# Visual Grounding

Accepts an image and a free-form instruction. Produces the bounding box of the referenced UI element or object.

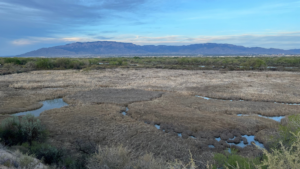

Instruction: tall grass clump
[86,145,168,169]
[257,132,300,169]
[0,114,47,146]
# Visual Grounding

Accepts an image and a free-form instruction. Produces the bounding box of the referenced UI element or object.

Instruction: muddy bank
[0,81,80,115]
[66,88,164,105]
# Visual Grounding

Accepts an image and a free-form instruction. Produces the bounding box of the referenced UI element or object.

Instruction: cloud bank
[0,0,299,55]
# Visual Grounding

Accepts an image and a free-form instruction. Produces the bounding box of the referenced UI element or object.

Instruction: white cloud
[11,39,36,45]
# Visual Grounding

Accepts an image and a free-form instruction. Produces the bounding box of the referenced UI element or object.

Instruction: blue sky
[1,0,300,55]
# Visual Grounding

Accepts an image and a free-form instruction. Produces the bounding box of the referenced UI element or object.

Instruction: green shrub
[257,132,300,169]
[24,61,37,69]
[212,149,261,169]
[24,142,63,165]
[266,114,300,151]
[0,114,47,146]
[4,58,22,65]
[240,59,267,70]
[54,58,71,68]
[89,59,100,65]
[70,60,85,69]
[36,58,53,69]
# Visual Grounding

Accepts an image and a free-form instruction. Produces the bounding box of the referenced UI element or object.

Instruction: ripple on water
[13,98,68,117]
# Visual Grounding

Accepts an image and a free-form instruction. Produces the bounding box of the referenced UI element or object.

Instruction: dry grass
[128,93,279,140]
[2,69,300,168]
[1,69,300,103]
[66,88,164,105]
[38,104,213,168]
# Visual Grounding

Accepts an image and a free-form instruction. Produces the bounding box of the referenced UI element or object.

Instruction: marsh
[1,68,300,167]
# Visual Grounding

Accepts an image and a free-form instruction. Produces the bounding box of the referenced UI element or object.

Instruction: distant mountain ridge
[18,41,300,57]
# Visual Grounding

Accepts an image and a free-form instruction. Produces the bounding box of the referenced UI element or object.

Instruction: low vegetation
[1,56,300,75]
[1,113,300,169]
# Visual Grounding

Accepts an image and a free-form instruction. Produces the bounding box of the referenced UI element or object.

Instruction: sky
[0,0,300,56]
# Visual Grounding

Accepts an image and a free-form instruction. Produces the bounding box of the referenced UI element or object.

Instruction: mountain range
[18,41,300,57]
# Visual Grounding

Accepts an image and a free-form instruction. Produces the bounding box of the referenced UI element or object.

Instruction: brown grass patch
[66,88,164,105]
[39,104,213,168]
[2,69,300,103]
[128,93,281,135]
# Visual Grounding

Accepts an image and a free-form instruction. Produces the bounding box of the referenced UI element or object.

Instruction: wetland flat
[1,69,300,166]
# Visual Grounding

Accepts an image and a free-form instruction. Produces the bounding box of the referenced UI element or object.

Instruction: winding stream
[13,98,68,117]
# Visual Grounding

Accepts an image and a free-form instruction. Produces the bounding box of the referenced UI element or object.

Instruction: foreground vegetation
[1,114,300,169]
[1,56,300,75]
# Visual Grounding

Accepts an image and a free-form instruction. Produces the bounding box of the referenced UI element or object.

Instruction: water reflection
[13,98,68,117]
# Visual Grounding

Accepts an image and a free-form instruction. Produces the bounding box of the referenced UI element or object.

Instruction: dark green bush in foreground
[22,142,63,165]
[0,114,47,146]
[0,115,86,168]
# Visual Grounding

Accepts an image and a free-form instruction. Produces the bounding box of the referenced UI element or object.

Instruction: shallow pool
[121,107,129,116]
[13,98,68,117]
[237,114,285,122]
[196,95,300,106]
[215,135,264,148]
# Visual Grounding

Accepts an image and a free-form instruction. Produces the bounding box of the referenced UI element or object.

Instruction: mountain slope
[18,41,300,57]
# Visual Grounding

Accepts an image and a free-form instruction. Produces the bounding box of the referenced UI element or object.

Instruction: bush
[268,114,300,150]
[70,60,85,69]
[36,58,53,69]
[24,61,37,69]
[257,132,300,169]
[0,114,47,146]
[24,142,63,165]
[212,149,261,169]
[54,58,71,68]
[4,58,22,65]
[0,147,43,169]
[241,59,267,70]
